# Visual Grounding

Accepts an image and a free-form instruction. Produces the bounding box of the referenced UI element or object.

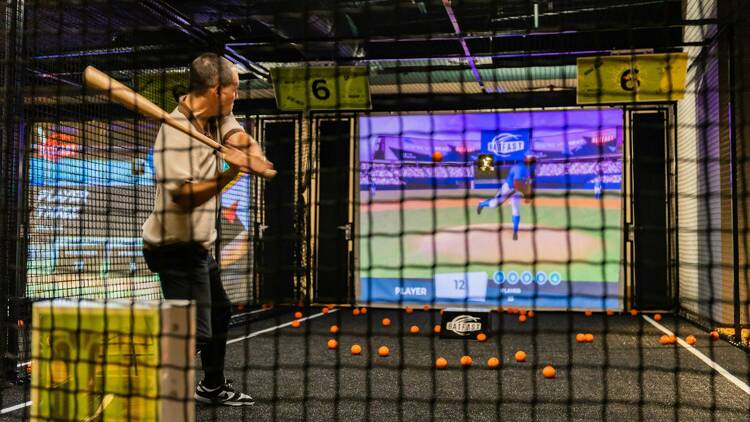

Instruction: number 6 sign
[271,66,371,111]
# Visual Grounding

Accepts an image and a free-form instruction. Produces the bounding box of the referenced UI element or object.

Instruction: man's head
[189,53,239,117]
[523,154,537,165]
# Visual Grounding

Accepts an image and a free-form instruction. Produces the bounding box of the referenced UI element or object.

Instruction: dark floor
[2,309,749,421]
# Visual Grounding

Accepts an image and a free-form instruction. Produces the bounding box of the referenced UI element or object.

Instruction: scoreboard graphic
[358,109,624,310]
[26,120,257,303]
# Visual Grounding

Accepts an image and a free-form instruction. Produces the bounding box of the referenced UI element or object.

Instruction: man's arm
[225,131,265,159]
[170,166,240,210]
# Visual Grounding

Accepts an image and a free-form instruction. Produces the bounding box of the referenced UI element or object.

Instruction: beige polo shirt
[142,97,243,251]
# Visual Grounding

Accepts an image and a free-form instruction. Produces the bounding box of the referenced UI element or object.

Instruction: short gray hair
[189,53,235,94]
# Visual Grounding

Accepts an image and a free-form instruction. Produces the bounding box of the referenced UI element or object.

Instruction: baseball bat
[83,65,276,179]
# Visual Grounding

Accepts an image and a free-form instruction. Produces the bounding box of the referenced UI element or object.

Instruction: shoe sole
[195,394,255,406]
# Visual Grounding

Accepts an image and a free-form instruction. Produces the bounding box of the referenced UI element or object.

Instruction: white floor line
[643,315,750,395]
[232,307,274,318]
[1,308,337,415]
[227,308,337,345]
[16,309,302,368]
[0,401,31,414]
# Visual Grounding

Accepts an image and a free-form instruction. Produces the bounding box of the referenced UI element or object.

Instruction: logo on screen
[445,315,482,336]
[590,129,617,145]
[487,133,525,157]
[36,127,81,161]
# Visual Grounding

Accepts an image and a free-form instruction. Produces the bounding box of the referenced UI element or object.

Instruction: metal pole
[1,0,25,382]
[727,25,742,343]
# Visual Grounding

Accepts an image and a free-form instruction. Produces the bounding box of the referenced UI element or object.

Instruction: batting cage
[1,0,749,421]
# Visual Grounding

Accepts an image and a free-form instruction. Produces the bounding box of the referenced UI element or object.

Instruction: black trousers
[143,242,231,387]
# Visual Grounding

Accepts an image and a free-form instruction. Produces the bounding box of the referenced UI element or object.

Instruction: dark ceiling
[18,0,690,110]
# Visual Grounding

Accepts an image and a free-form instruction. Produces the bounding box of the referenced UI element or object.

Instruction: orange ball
[378,346,390,357]
[710,330,720,340]
[665,335,677,345]
[476,333,487,342]
[659,335,671,345]
[322,307,330,314]
[584,310,592,317]
[405,306,413,314]
[294,311,303,319]
[606,309,614,316]
[528,311,535,318]
[435,357,448,369]
[360,307,368,315]
[409,325,420,334]
[584,333,594,343]
[519,315,527,323]
[329,325,339,334]
[327,339,338,349]
[291,320,301,328]
[519,309,527,316]
[382,317,391,327]
[630,309,638,316]
[351,344,362,355]
[515,351,527,362]
[432,151,443,162]
[575,333,586,343]
[422,304,430,311]
[487,357,501,368]
[460,355,473,367]
[542,365,556,378]
[654,313,662,321]
[686,335,697,345]
[433,324,442,334]
[352,308,360,316]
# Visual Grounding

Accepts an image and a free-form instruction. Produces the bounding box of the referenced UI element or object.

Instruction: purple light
[32,48,135,60]
[361,50,610,63]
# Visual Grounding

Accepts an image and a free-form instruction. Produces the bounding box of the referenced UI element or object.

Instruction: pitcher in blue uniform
[476,154,537,241]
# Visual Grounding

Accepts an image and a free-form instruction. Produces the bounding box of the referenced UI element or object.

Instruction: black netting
[1,1,749,421]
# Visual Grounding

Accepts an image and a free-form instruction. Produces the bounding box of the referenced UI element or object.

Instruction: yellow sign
[271,66,371,111]
[31,300,195,422]
[577,53,687,104]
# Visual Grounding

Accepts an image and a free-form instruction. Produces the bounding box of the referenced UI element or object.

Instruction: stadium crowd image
[0,0,749,421]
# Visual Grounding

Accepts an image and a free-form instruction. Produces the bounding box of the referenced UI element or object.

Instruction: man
[142,53,273,406]
[476,154,536,241]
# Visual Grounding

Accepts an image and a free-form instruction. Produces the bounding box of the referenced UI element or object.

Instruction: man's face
[212,67,239,117]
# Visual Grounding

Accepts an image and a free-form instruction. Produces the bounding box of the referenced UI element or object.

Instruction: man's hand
[223,131,275,178]
[226,131,264,156]
[221,145,276,178]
